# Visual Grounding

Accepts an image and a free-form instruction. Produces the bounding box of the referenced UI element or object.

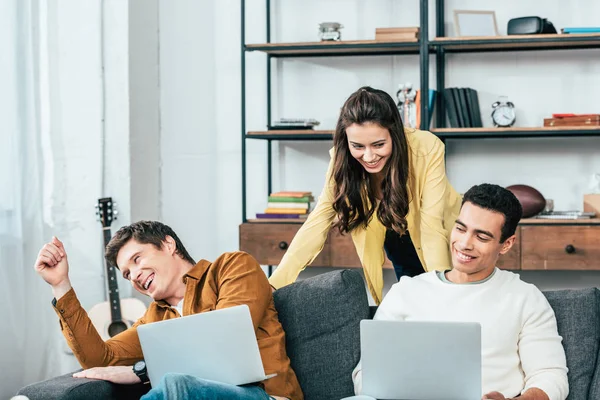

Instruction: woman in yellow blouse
[269,86,462,304]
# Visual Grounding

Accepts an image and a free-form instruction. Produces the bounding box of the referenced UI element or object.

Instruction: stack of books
[375,27,419,42]
[255,191,314,222]
[269,118,320,130]
[443,87,483,128]
[415,89,437,128]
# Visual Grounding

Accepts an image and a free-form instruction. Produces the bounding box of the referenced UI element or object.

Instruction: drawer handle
[565,245,576,254]
[278,241,288,250]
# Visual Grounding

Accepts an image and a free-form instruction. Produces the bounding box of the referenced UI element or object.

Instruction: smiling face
[116,236,186,304]
[449,201,516,282]
[346,122,393,175]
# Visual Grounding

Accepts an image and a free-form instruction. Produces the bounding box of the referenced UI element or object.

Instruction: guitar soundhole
[108,321,128,337]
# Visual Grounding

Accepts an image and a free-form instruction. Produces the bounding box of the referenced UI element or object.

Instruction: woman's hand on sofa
[73,366,141,385]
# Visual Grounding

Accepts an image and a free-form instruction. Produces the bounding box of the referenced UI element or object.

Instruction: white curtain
[0,0,63,397]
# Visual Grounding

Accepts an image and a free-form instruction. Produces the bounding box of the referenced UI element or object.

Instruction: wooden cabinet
[496,228,521,271]
[521,224,600,270]
[240,220,600,271]
[239,223,330,266]
[240,223,392,268]
[328,229,393,269]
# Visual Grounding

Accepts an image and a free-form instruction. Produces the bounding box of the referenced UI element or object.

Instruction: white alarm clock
[491,96,516,127]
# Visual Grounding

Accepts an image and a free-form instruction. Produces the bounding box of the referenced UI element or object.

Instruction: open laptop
[360,320,481,400]
[137,304,275,386]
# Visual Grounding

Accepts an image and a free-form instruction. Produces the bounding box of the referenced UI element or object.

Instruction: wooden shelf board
[432,34,600,52]
[246,219,305,224]
[245,40,419,56]
[520,218,600,225]
[247,130,333,135]
[432,126,600,138]
[243,218,600,226]
[246,130,334,140]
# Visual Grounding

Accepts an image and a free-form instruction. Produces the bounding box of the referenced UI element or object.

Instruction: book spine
[267,202,310,209]
[256,213,303,219]
[270,192,312,198]
[268,196,312,203]
[264,208,308,214]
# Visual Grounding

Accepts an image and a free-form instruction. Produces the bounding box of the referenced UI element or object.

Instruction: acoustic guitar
[89,197,147,340]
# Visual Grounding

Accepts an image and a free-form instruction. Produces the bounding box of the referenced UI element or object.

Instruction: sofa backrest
[544,288,600,400]
[586,289,600,399]
[273,269,370,400]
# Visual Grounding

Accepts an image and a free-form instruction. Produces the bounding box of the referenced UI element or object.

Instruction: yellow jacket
[269,128,462,304]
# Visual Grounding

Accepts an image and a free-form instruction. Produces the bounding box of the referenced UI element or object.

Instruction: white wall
[158,0,217,261]
[129,0,161,223]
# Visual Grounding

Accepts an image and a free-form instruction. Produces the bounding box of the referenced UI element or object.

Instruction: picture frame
[453,10,499,37]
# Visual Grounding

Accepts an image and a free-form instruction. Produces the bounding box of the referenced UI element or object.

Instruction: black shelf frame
[241,0,431,224]
[434,128,600,140]
[241,0,600,224]
[245,42,422,57]
[431,35,600,53]
[245,133,334,141]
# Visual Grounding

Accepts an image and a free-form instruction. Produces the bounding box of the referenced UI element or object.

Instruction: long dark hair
[331,86,411,235]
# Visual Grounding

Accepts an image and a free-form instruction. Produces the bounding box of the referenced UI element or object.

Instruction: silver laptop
[137,304,274,386]
[360,320,481,400]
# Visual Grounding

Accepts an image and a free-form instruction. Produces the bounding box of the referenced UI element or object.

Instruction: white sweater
[353,269,569,400]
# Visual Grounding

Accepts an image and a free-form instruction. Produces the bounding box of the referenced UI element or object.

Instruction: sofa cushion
[17,371,150,400]
[585,289,600,400]
[273,269,370,400]
[544,288,600,400]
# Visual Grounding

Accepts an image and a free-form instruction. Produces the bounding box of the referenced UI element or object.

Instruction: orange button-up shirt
[54,251,303,400]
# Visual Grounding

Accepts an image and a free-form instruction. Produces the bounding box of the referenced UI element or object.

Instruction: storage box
[544,115,600,127]
[584,194,600,216]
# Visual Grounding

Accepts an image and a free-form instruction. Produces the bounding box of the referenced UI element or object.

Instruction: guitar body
[89,298,148,341]
[92,197,147,341]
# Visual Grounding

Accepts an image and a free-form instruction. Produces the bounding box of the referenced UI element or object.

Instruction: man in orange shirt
[35,221,302,400]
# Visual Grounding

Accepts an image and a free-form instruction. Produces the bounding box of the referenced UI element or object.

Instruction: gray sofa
[18,269,600,399]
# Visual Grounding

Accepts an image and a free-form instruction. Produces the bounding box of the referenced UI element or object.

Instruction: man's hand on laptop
[73,366,141,385]
[483,392,511,400]
[483,388,549,400]
[34,236,72,300]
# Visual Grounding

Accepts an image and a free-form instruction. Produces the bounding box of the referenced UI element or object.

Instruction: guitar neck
[103,227,123,322]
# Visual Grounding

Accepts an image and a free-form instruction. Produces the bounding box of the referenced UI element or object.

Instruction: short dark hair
[105,221,195,268]
[462,183,523,243]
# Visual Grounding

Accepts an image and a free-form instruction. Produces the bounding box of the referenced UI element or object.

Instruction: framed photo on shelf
[453,10,499,37]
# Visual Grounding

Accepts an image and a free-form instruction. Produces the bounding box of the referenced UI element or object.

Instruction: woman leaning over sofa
[269,86,462,304]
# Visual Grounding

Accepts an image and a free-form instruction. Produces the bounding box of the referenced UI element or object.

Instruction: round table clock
[491,96,516,127]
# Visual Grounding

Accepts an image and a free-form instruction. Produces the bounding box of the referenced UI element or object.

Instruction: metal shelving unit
[241,0,431,223]
[241,0,600,223]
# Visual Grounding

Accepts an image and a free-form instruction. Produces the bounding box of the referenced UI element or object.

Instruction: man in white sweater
[352,183,568,400]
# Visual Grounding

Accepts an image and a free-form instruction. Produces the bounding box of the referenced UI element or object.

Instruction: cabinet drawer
[239,223,330,266]
[521,225,600,270]
[328,229,393,269]
[496,227,521,270]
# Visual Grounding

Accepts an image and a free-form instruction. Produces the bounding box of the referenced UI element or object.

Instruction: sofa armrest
[17,371,150,400]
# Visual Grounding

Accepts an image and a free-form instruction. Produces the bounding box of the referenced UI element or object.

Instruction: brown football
[506,184,546,218]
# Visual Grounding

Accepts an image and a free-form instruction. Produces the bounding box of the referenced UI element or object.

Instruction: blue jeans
[141,373,272,400]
